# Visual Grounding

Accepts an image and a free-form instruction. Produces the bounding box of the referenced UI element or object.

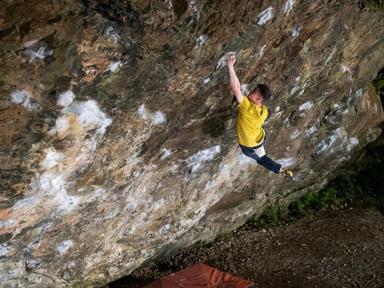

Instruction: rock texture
[0,0,383,286]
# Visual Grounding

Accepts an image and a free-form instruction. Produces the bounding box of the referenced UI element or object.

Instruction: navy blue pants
[239,131,281,174]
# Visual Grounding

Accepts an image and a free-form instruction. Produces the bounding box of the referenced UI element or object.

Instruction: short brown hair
[251,84,271,101]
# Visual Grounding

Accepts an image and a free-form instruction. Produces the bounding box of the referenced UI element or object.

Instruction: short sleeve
[237,96,250,111]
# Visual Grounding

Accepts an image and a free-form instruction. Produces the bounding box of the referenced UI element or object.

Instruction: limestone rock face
[0,0,383,286]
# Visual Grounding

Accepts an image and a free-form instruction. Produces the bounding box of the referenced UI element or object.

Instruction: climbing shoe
[283,169,294,178]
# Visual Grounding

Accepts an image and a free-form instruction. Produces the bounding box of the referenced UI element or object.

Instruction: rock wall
[0,0,383,286]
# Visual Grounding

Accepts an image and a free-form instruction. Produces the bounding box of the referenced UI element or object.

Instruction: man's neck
[249,97,262,107]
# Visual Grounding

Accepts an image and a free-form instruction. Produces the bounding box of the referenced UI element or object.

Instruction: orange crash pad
[144,263,254,288]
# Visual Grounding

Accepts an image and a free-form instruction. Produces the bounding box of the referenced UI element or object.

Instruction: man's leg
[257,154,281,174]
[240,145,282,174]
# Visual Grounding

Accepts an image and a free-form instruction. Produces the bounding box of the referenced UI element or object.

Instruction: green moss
[288,176,363,218]
[373,68,384,103]
[162,43,175,60]
[299,39,312,57]
[249,174,371,228]
[251,205,280,227]
[334,71,343,81]
[361,0,384,10]
[202,116,227,138]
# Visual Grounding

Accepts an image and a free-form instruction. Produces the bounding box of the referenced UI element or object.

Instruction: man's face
[249,89,263,105]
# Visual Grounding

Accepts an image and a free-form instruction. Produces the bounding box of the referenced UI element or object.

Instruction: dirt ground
[109,203,384,288]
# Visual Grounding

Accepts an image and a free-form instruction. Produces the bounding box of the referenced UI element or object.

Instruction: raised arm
[227,54,243,103]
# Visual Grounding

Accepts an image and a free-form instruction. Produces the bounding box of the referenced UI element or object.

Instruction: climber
[227,53,293,177]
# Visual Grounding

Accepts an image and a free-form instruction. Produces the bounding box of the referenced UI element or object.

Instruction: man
[227,53,293,177]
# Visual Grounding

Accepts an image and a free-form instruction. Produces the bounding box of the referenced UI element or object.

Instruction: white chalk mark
[57,240,72,255]
[137,104,148,120]
[152,111,167,126]
[256,7,274,25]
[203,78,210,84]
[62,100,112,135]
[196,34,209,47]
[104,25,120,43]
[10,90,40,111]
[25,45,53,63]
[277,157,294,168]
[291,26,301,38]
[290,129,301,140]
[240,84,250,95]
[40,148,62,170]
[305,126,318,138]
[299,101,313,112]
[283,0,295,15]
[39,172,80,212]
[160,148,172,160]
[107,61,122,73]
[186,145,221,175]
[57,90,75,107]
[216,52,235,70]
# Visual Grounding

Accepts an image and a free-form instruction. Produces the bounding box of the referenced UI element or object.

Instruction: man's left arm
[227,54,243,104]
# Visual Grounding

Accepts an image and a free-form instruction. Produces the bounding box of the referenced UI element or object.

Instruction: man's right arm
[227,54,243,104]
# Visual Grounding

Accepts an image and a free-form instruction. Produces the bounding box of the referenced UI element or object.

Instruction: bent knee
[242,151,260,162]
[241,148,255,157]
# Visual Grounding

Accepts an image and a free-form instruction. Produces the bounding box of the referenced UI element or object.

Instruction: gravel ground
[109,203,384,288]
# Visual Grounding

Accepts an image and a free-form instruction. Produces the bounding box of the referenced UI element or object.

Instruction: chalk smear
[256,7,274,25]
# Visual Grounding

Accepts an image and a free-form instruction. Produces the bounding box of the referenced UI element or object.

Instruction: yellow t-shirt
[236,96,268,147]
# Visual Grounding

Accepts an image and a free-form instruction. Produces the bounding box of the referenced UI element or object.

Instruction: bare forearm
[227,64,242,102]
[228,64,240,90]
[226,53,243,103]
